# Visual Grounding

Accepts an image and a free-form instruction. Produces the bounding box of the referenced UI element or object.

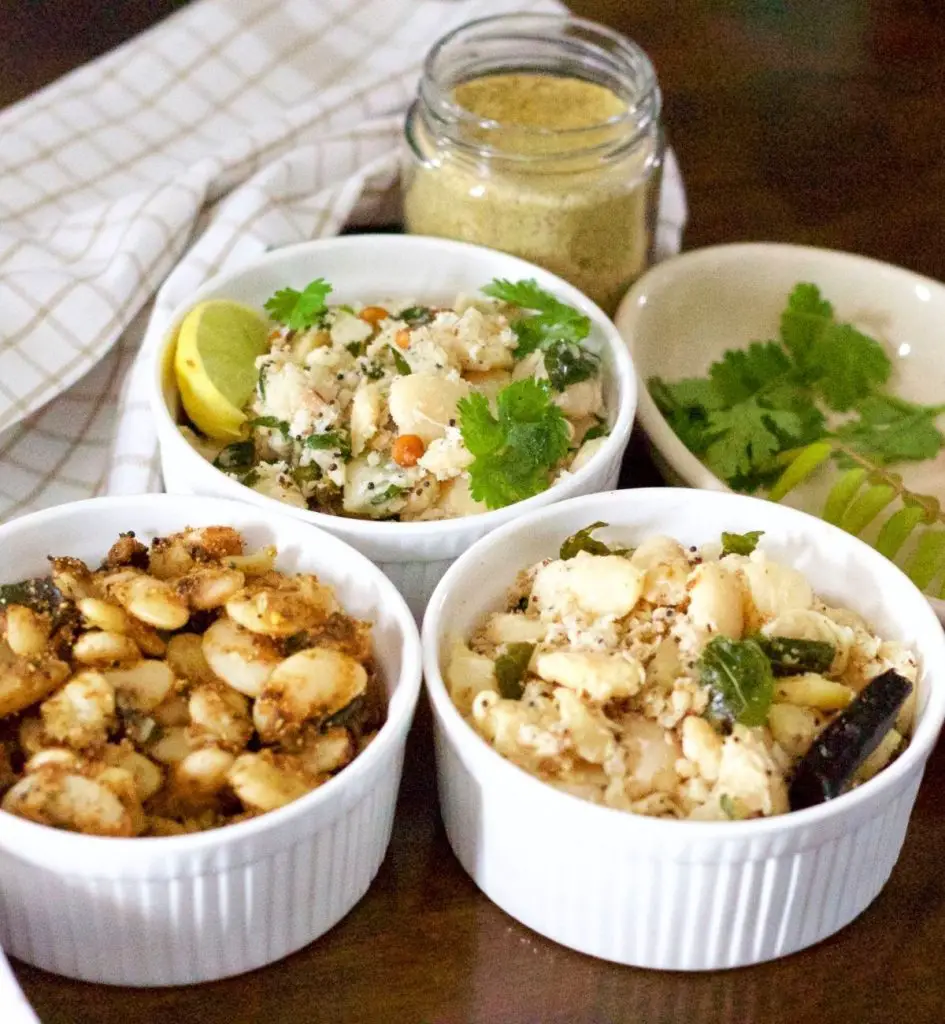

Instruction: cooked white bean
[349,382,385,456]
[253,648,367,742]
[387,373,470,444]
[446,641,498,716]
[104,572,190,630]
[72,630,140,666]
[189,683,253,751]
[104,745,163,802]
[173,746,235,798]
[296,727,354,776]
[166,632,219,687]
[486,613,547,646]
[201,617,281,697]
[535,650,644,702]
[680,716,722,783]
[77,598,132,635]
[40,671,116,749]
[4,605,51,657]
[147,725,196,765]
[687,562,744,639]
[228,751,319,812]
[225,576,337,637]
[774,673,854,710]
[221,546,277,577]
[2,767,134,837]
[0,648,70,717]
[740,554,813,627]
[177,567,245,611]
[102,659,175,712]
[532,551,643,619]
[630,536,690,605]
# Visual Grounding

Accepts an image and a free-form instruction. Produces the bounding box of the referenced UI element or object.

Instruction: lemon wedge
[173,300,270,441]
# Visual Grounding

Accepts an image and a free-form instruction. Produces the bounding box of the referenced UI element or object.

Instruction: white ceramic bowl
[0,495,422,987]
[614,241,945,619]
[149,235,637,620]
[422,488,945,970]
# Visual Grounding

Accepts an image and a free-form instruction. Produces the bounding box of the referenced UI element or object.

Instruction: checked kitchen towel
[0,0,687,521]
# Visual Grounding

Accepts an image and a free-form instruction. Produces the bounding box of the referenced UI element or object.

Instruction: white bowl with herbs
[615,242,945,620]
[150,235,636,617]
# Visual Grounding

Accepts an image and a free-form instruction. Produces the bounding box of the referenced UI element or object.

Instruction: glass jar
[403,13,664,315]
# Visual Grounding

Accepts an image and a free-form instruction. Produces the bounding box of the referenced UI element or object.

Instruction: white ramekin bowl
[149,235,637,620]
[422,488,945,970]
[0,494,422,987]
[614,241,945,622]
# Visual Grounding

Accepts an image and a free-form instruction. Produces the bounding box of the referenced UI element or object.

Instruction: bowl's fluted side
[0,744,405,986]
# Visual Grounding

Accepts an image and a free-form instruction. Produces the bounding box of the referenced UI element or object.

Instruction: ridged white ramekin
[0,495,422,987]
[422,489,945,970]
[149,235,637,620]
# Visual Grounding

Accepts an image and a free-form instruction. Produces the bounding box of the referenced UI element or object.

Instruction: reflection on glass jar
[403,13,664,315]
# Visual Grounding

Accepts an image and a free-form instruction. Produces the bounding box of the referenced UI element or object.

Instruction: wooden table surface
[5,1,945,1021]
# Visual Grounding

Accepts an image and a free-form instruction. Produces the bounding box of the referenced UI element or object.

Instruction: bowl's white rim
[148,234,638,547]
[0,493,423,854]
[614,241,945,617]
[421,487,945,841]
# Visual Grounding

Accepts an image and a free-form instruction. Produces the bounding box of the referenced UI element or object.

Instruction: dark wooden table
[4,2,945,1021]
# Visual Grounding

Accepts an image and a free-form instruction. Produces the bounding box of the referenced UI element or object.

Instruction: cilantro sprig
[482,278,592,366]
[458,379,570,510]
[650,283,945,492]
[265,278,332,330]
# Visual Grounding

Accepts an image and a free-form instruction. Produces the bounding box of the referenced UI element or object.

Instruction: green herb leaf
[458,379,570,510]
[483,278,591,358]
[389,346,412,375]
[719,793,737,819]
[756,636,836,676]
[703,400,806,485]
[494,643,534,700]
[345,340,367,358]
[779,282,835,379]
[363,362,385,381]
[543,340,600,392]
[304,431,351,458]
[768,441,833,502]
[875,504,926,559]
[699,636,775,727]
[398,306,434,326]
[904,528,945,590]
[582,419,609,443]
[709,342,793,405]
[292,463,322,488]
[370,484,405,506]
[559,522,624,560]
[241,469,260,488]
[720,530,764,557]
[835,395,945,465]
[0,578,63,614]
[823,468,867,525]
[264,278,333,330]
[213,440,255,473]
[247,416,290,437]
[838,483,897,535]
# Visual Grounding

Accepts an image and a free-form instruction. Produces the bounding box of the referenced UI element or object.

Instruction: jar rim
[420,12,660,144]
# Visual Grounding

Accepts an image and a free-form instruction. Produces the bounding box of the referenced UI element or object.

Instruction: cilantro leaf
[703,400,804,484]
[709,342,792,405]
[544,340,600,392]
[370,484,405,506]
[264,278,333,330]
[779,283,891,410]
[780,282,834,379]
[482,278,590,358]
[811,323,891,411]
[834,395,945,464]
[458,379,570,510]
[304,430,351,458]
[247,416,289,437]
[213,441,255,473]
[398,306,434,326]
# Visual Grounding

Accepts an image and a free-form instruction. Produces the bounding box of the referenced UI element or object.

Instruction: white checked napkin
[0,0,688,522]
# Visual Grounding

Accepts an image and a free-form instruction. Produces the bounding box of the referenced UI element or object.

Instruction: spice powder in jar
[403,14,664,315]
